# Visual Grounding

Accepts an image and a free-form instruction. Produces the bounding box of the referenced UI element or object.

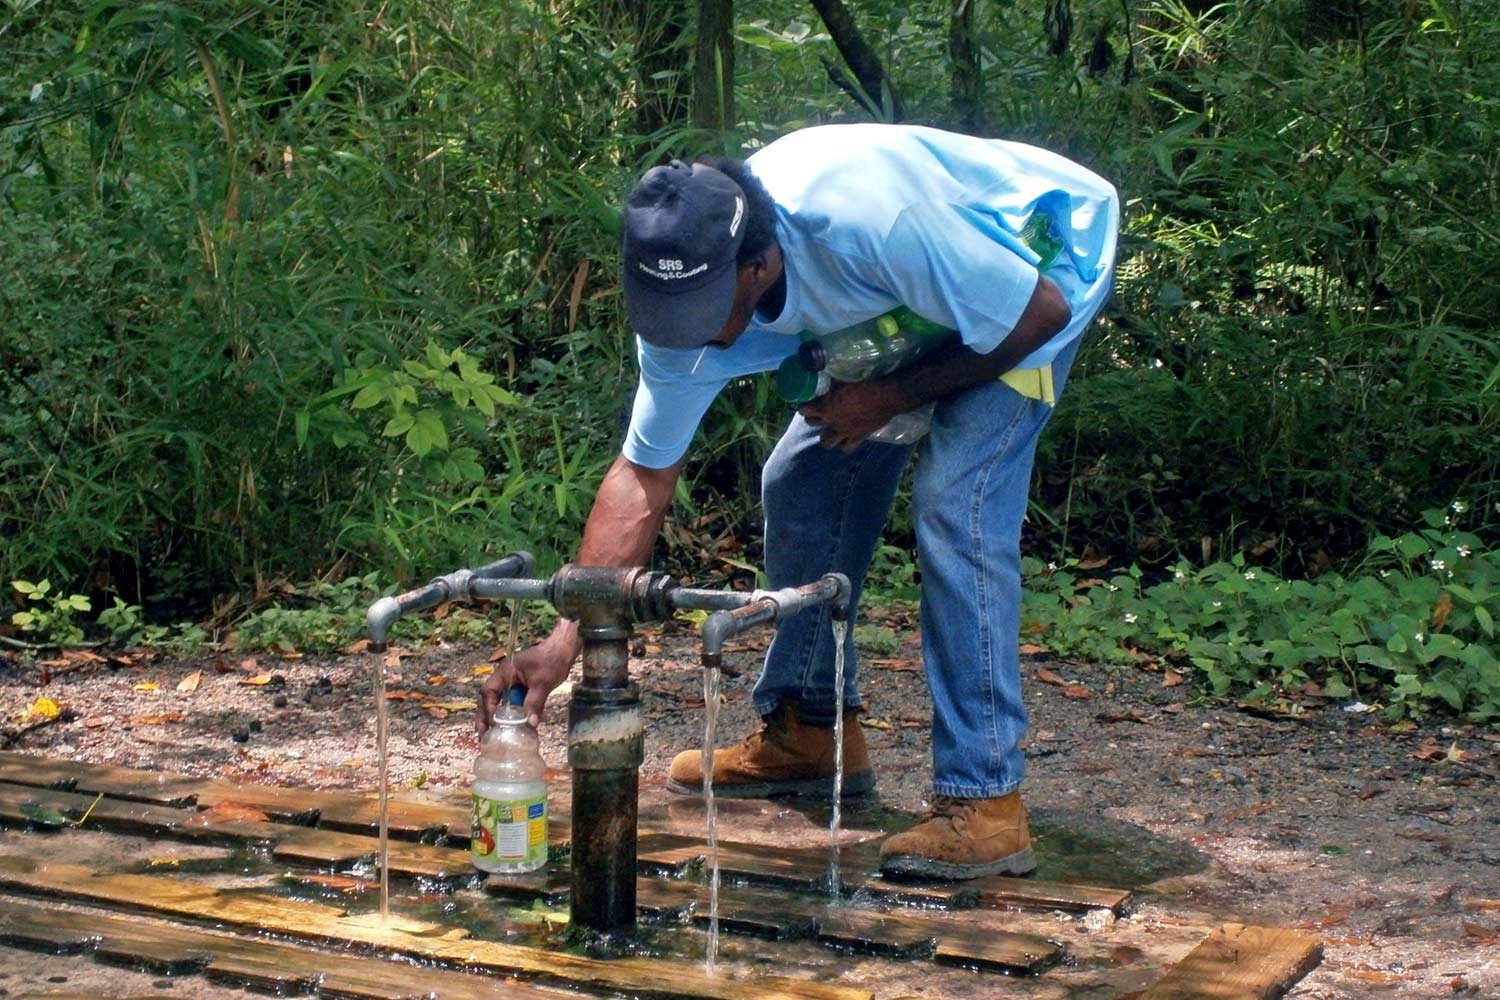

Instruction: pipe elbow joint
[701,609,739,658]
[365,596,403,649]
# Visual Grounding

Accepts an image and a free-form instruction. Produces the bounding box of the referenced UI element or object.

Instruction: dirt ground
[1,609,1498,999]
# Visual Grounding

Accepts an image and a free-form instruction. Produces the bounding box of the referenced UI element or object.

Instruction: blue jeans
[754,336,1083,798]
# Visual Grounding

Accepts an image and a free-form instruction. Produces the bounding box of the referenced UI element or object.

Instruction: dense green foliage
[3,2,1497,712]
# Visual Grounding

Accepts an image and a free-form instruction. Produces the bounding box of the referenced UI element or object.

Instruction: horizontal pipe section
[700,573,852,656]
[365,550,534,649]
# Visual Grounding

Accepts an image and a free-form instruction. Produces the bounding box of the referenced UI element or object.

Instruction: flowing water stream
[828,618,847,899]
[702,665,723,976]
[375,654,391,923]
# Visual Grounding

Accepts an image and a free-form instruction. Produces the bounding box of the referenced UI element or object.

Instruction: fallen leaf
[1341,969,1414,983]
[860,717,893,730]
[431,602,451,621]
[383,690,427,701]
[384,649,415,670]
[343,638,372,655]
[238,657,259,672]
[1354,784,1384,800]
[427,675,446,685]
[1224,802,1279,821]
[1018,643,1050,655]
[133,682,159,692]
[1162,669,1184,688]
[295,874,373,894]
[127,713,186,725]
[1162,702,1186,714]
[1076,556,1109,570]
[240,674,275,686]
[869,657,921,672]
[23,697,61,721]
[424,701,477,711]
[1296,912,1347,930]
[1062,684,1093,699]
[83,715,114,728]
[472,665,494,676]
[1096,709,1149,724]
[176,670,202,693]
[1461,922,1497,944]
[1035,667,1068,687]
[1463,898,1500,912]
[189,801,270,825]
[425,708,450,720]
[1431,593,1454,631]
[488,647,510,662]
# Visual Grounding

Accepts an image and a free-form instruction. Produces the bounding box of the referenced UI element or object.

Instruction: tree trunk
[949,0,981,131]
[630,0,691,138]
[691,0,735,132]
[807,0,904,120]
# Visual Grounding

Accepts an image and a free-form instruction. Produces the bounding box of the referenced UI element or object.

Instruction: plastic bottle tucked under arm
[776,307,954,445]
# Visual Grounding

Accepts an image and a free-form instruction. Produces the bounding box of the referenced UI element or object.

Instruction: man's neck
[754,271,788,323]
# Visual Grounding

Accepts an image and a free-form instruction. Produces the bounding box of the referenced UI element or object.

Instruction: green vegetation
[2,2,1496,718]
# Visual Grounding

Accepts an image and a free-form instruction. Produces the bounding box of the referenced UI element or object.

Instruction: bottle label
[472,794,547,864]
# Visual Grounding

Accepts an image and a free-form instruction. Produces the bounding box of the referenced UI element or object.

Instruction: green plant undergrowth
[1022,506,1499,722]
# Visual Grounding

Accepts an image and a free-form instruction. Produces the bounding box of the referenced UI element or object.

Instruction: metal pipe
[365,550,534,650]
[699,573,852,656]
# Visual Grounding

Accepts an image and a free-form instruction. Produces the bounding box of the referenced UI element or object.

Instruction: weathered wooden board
[0,752,1131,914]
[1138,923,1323,1000]
[0,855,871,1000]
[0,897,573,999]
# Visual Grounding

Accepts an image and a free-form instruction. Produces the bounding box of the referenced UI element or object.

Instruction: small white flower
[1244,571,1258,581]
[1451,500,1468,514]
[1212,600,1223,608]
[1457,545,1471,558]
[1174,570,1185,581]
[1414,632,1425,643]
[1047,562,1058,571]
[1430,559,1446,572]
[1107,584,1120,592]
[1380,569,1391,578]
[1122,613,1138,624]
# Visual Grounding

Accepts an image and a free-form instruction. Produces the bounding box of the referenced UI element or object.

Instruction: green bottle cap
[776,356,822,402]
[875,314,899,337]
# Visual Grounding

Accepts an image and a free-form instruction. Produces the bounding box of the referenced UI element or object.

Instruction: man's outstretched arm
[477,453,684,729]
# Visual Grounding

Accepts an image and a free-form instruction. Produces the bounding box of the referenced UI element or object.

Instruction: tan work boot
[667,702,875,798]
[878,792,1036,879]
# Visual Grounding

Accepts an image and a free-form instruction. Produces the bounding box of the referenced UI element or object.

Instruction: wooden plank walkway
[1138,923,1323,1000]
[0,855,868,1000]
[0,750,1130,914]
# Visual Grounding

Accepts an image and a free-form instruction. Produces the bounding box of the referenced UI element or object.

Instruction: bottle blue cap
[506,684,526,707]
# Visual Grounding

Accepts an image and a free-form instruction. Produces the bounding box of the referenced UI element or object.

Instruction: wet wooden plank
[816,910,937,957]
[273,827,476,881]
[0,781,277,849]
[933,921,1063,974]
[637,880,820,940]
[971,874,1132,915]
[485,867,573,906]
[0,898,572,1000]
[1139,923,1322,1000]
[0,752,205,807]
[0,855,871,1000]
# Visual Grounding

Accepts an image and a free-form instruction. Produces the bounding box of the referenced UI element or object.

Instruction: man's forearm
[544,454,683,654]
[885,274,1071,410]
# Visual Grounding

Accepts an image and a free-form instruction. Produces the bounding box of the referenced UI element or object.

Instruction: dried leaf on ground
[190,801,271,825]
[1431,593,1454,631]
[383,649,416,670]
[1410,740,1477,764]
[1224,801,1278,821]
[22,697,61,722]
[860,717,893,730]
[1461,922,1497,944]
[1018,644,1050,655]
[472,665,494,676]
[127,713,186,725]
[1095,708,1149,724]
[1162,702,1186,714]
[1463,898,1500,912]
[424,701,476,711]
[240,674,275,686]
[343,639,372,655]
[869,658,920,672]
[176,670,201,693]
[1062,684,1094,699]
[1035,667,1068,687]
[1163,669,1185,688]
[133,682,159,692]
[488,647,510,662]
[384,690,427,701]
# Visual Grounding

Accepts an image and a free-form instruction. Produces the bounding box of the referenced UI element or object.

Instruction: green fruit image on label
[471,793,547,863]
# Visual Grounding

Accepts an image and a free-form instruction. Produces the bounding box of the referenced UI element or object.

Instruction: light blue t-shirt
[623,124,1120,469]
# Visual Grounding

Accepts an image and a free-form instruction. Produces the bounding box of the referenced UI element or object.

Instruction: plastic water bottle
[471,685,548,873]
[775,307,954,445]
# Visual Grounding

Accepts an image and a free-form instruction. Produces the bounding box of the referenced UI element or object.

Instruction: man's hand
[800,379,911,451]
[476,628,578,732]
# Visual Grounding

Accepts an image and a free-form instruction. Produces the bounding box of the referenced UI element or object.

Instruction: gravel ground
[2,610,1498,999]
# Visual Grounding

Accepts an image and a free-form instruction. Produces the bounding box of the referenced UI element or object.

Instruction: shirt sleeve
[878,201,1041,355]
[621,344,730,469]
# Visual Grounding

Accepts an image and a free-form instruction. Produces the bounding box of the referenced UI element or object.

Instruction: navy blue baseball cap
[622,160,747,350]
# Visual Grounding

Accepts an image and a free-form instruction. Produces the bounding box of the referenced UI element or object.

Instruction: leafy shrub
[1022,507,1499,721]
